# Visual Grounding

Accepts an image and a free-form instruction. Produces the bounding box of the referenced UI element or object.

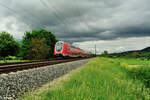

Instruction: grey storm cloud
[0,0,150,42]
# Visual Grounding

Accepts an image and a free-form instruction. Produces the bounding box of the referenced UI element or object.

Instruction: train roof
[56,41,64,44]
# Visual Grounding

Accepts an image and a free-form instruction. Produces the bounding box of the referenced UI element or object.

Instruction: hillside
[141,47,150,52]
[104,47,150,59]
[121,47,150,54]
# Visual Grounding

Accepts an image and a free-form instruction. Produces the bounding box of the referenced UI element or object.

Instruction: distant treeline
[0,29,57,60]
[100,50,150,60]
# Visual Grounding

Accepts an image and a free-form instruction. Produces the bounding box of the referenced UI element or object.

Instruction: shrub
[22,29,57,59]
[0,32,20,58]
[120,62,129,69]
[5,56,20,60]
[0,56,3,60]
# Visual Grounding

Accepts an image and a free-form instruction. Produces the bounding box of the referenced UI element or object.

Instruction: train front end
[54,41,67,57]
[54,41,64,56]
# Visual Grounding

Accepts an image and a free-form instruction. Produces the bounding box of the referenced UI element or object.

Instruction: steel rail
[0,58,86,74]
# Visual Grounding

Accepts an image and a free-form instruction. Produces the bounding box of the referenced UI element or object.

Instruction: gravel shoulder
[0,59,91,100]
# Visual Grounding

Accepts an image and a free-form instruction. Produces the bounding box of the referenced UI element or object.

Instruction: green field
[114,58,150,65]
[23,58,150,100]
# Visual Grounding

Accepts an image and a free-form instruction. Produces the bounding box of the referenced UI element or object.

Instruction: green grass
[126,64,150,88]
[114,58,150,65]
[113,58,150,88]
[128,67,150,88]
[23,58,150,100]
[0,60,30,63]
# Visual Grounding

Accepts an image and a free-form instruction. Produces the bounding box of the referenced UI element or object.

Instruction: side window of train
[66,47,70,52]
[70,48,72,54]
[68,47,70,52]
[65,47,67,52]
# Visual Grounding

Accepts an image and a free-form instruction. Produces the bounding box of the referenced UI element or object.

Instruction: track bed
[0,58,88,74]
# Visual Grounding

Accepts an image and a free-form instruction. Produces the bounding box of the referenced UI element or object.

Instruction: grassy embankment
[0,58,56,63]
[23,58,150,100]
[0,60,30,63]
[114,58,150,89]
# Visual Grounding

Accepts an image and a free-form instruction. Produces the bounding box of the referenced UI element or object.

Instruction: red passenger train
[54,41,91,57]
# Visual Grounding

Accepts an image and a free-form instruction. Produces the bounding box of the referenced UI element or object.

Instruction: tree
[103,50,108,57]
[100,50,109,57]
[104,50,108,55]
[21,29,57,59]
[27,38,50,60]
[131,52,138,58]
[0,32,20,58]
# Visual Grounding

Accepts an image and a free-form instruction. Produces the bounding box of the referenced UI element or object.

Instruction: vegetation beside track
[23,58,150,100]
[0,29,57,61]
[115,58,150,90]
[114,58,150,65]
[0,60,30,64]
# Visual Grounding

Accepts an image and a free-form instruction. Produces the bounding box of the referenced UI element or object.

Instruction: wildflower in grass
[120,62,129,69]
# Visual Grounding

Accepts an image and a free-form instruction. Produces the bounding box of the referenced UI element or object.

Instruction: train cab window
[56,42,64,52]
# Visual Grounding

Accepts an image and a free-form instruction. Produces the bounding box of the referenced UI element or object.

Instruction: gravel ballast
[0,59,91,100]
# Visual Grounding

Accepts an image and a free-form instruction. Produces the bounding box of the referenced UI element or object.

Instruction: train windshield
[56,41,64,52]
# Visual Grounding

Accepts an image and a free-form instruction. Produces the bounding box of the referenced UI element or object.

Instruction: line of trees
[100,50,150,60]
[0,29,57,60]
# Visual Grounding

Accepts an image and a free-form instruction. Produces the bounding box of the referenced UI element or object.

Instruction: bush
[5,56,20,60]
[120,62,129,69]
[128,67,150,88]
[21,29,57,59]
[0,56,3,60]
[27,38,50,60]
[0,32,20,58]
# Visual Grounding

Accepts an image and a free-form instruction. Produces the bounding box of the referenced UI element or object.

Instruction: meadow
[23,58,150,100]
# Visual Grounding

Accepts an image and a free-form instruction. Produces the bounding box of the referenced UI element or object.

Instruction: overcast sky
[0,0,150,53]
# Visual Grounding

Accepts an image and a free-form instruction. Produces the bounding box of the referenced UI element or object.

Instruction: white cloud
[0,16,30,39]
[73,36,150,54]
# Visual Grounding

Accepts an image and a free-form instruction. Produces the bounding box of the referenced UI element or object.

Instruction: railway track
[0,58,86,74]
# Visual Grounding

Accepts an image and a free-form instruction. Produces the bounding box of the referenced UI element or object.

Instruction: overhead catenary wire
[40,0,81,36]
[39,0,72,45]
[39,0,62,26]
[0,0,89,32]
[74,0,89,27]
[0,2,44,28]
[45,0,71,24]
[40,0,70,29]
[0,0,91,51]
